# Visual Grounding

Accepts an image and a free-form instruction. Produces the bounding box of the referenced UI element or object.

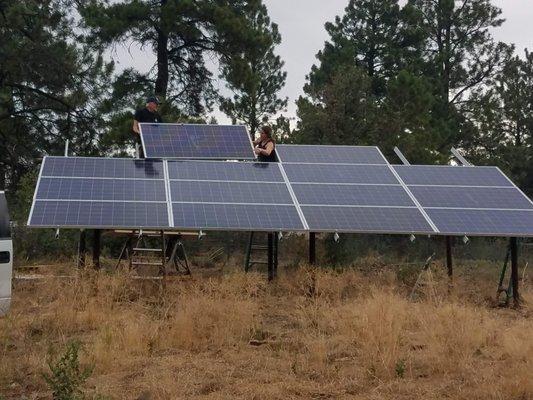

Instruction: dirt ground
[1,260,532,399]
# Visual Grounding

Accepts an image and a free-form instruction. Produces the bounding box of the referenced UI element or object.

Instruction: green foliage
[395,359,406,378]
[0,0,113,192]
[219,0,287,138]
[43,341,94,400]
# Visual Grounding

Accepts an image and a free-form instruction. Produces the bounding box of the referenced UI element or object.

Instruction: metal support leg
[309,232,316,265]
[244,232,254,272]
[445,236,453,279]
[510,237,519,306]
[92,229,101,270]
[273,234,278,279]
[77,230,86,268]
[267,233,274,281]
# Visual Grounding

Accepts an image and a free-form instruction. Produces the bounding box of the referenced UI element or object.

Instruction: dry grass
[1,261,532,399]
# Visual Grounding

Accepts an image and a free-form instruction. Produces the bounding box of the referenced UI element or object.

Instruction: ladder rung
[251,245,268,250]
[250,260,268,265]
[132,261,164,266]
[133,248,162,252]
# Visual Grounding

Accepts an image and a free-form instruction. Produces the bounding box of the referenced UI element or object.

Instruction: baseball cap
[146,96,161,105]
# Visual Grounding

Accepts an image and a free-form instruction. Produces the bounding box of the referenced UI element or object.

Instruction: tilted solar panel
[140,123,255,159]
[28,157,170,229]
[167,160,306,231]
[282,164,398,184]
[279,162,437,234]
[393,165,533,237]
[276,144,388,164]
[28,157,306,232]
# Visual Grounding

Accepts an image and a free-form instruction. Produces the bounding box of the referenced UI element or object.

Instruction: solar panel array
[28,157,306,232]
[167,161,305,231]
[140,123,255,160]
[28,144,533,237]
[29,157,170,229]
[393,165,533,236]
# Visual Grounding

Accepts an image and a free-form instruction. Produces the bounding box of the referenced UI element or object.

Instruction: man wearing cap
[132,96,162,157]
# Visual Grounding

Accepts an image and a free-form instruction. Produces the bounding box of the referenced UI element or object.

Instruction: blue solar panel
[172,203,305,231]
[301,206,435,233]
[30,201,170,228]
[277,145,388,164]
[140,123,255,159]
[41,157,164,179]
[37,178,166,202]
[283,164,398,184]
[410,186,533,209]
[292,184,415,207]
[170,181,293,205]
[393,165,512,187]
[167,160,283,182]
[426,209,533,237]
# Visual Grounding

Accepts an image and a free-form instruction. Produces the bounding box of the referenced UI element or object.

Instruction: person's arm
[254,142,274,156]
[132,119,140,135]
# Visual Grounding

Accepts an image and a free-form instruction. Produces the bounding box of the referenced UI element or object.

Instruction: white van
[0,191,12,316]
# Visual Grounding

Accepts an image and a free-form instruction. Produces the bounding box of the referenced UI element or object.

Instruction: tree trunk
[155,1,169,98]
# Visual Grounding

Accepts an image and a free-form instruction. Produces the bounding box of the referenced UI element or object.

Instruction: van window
[0,193,10,239]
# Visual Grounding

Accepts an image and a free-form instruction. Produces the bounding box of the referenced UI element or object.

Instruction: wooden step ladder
[115,231,191,276]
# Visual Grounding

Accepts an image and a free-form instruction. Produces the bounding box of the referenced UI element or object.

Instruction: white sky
[112,0,533,124]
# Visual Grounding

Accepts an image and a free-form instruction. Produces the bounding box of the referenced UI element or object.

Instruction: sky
[112,0,533,124]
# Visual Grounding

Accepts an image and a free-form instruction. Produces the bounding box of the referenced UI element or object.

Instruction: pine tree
[466,50,533,194]
[79,0,264,116]
[219,1,287,139]
[0,0,113,191]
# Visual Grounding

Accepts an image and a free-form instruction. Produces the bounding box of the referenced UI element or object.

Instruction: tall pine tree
[218,1,287,139]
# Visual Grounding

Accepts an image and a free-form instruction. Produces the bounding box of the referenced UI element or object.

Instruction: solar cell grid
[140,123,255,159]
[37,177,166,202]
[276,144,388,164]
[292,184,415,207]
[283,164,398,184]
[410,186,533,210]
[172,203,305,231]
[30,201,170,228]
[393,165,512,187]
[169,181,293,205]
[167,160,283,182]
[301,206,435,233]
[426,209,533,237]
[42,157,164,179]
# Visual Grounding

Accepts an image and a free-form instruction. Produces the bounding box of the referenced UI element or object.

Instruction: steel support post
[92,229,101,270]
[309,232,316,265]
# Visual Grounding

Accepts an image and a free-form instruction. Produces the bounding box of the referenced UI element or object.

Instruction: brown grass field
[1,259,532,399]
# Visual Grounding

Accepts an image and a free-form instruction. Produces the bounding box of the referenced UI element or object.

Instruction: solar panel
[169,181,293,205]
[28,157,170,229]
[167,160,282,182]
[279,162,436,234]
[37,178,166,202]
[301,206,435,233]
[41,157,164,179]
[395,165,533,237]
[140,123,255,159]
[168,160,306,231]
[276,144,388,164]
[29,157,306,232]
[409,186,533,210]
[426,209,533,236]
[393,165,512,187]
[172,203,304,231]
[291,184,414,207]
[283,164,398,184]
[30,201,170,228]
